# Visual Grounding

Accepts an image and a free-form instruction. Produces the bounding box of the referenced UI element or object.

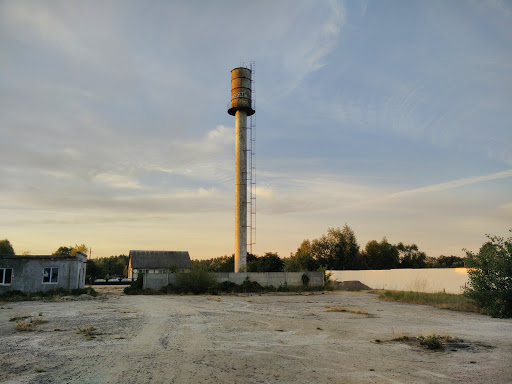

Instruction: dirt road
[1,288,511,383]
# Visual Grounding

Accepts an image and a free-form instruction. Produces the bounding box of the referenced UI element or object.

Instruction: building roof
[129,250,191,269]
[0,252,87,261]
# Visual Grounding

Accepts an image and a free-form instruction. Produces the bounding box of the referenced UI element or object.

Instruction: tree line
[194,225,464,272]
[1,225,465,279]
[282,225,464,272]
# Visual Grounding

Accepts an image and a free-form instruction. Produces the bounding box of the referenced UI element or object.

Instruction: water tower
[228,67,255,272]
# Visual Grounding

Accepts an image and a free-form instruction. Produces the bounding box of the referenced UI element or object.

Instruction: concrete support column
[235,110,247,272]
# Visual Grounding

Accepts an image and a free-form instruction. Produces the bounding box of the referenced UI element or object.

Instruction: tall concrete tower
[228,67,255,272]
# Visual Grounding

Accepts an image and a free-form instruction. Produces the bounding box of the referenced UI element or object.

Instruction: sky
[1,0,511,260]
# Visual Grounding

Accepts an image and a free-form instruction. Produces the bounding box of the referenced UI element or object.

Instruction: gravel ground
[0,287,511,384]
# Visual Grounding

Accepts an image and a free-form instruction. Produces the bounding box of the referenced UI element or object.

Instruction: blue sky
[1,0,511,260]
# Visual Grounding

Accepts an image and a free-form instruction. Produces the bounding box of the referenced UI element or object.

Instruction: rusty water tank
[228,67,255,116]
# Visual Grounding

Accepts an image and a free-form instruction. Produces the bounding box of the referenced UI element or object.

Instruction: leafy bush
[176,265,218,294]
[464,230,512,318]
[216,281,239,292]
[124,273,143,295]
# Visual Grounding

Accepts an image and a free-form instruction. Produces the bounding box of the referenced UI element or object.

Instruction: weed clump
[390,333,456,351]
[418,334,443,350]
[13,316,49,332]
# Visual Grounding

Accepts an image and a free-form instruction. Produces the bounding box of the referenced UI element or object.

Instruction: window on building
[43,267,59,283]
[0,268,13,285]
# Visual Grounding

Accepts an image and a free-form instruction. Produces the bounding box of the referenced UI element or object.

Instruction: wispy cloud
[388,169,512,199]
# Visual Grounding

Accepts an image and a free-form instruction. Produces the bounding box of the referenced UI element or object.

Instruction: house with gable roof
[128,250,192,280]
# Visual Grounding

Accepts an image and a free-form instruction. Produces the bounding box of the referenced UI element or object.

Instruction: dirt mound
[335,280,372,291]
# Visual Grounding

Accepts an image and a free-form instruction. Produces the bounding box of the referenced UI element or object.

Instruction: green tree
[427,255,465,268]
[0,239,15,255]
[53,246,73,256]
[201,255,234,272]
[85,259,98,283]
[284,239,319,272]
[52,244,88,257]
[464,230,512,318]
[361,238,399,270]
[397,243,427,268]
[71,244,88,256]
[248,252,284,272]
[311,225,360,270]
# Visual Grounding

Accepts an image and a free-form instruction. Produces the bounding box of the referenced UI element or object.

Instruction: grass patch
[0,287,98,302]
[14,316,49,332]
[376,290,482,313]
[326,306,377,317]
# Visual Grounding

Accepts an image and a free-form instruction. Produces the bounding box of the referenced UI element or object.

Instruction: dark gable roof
[129,250,191,269]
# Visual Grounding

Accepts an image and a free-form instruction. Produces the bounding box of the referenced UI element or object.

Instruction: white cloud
[207,125,234,144]
[94,173,143,190]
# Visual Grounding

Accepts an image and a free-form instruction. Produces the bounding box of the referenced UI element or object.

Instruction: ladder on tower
[248,61,256,254]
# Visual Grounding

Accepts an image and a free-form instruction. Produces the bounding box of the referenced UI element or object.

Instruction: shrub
[216,281,238,292]
[464,230,512,318]
[124,273,144,295]
[176,265,218,294]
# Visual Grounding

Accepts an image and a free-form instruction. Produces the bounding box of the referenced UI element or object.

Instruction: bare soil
[0,287,511,384]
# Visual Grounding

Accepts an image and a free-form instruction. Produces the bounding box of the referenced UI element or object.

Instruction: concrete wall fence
[144,272,324,291]
[328,268,469,294]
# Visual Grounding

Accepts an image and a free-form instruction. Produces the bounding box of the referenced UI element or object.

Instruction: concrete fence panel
[143,271,324,291]
[328,268,469,294]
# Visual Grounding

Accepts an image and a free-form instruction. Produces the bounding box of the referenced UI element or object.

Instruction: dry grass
[15,321,34,332]
[11,317,48,332]
[376,290,482,313]
[326,306,377,317]
[30,318,49,325]
[76,326,98,339]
